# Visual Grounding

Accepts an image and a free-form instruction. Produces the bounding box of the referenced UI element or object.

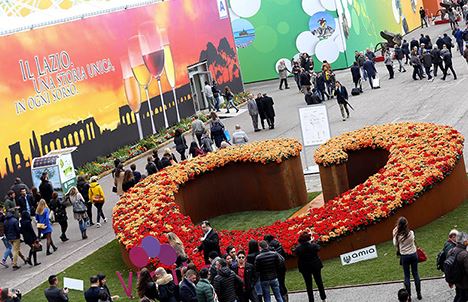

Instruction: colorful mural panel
[229,0,423,82]
[0,0,242,195]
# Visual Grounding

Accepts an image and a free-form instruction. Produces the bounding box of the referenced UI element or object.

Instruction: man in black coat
[304,87,321,105]
[335,81,351,121]
[265,235,288,302]
[362,57,377,89]
[4,210,25,270]
[179,270,198,302]
[214,259,243,302]
[410,38,420,51]
[442,33,453,54]
[394,45,406,72]
[422,50,433,80]
[17,188,34,216]
[10,178,29,202]
[294,231,327,302]
[431,46,444,77]
[39,172,54,204]
[442,49,458,80]
[350,62,362,91]
[261,94,275,129]
[254,241,285,302]
[193,220,221,265]
[234,250,259,302]
[255,93,267,130]
[45,275,69,302]
[299,69,312,93]
[401,39,410,64]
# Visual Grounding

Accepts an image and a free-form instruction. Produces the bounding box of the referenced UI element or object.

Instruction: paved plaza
[1,22,467,301]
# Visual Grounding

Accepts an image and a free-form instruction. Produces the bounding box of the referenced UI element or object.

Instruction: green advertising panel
[229,0,422,83]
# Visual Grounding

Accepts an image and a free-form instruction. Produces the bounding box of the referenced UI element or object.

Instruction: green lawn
[23,195,467,301]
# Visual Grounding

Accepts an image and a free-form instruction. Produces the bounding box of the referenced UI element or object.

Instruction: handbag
[417,247,427,263]
[36,223,46,229]
[32,240,43,252]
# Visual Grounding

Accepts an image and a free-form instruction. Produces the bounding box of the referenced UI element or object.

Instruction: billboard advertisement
[228,0,422,83]
[0,0,243,195]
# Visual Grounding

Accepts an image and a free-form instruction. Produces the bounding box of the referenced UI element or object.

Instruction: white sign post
[340,245,378,265]
[298,104,331,174]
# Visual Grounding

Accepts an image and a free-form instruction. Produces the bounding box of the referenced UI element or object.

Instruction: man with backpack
[437,229,458,272]
[444,232,468,302]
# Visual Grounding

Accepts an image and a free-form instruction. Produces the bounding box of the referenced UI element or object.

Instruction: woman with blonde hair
[68,187,89,239]
[155,267,178,302]
[35,199,57,255]
[167,232,188,282]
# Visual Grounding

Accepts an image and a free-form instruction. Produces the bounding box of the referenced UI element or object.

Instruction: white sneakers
[96,223,101,228]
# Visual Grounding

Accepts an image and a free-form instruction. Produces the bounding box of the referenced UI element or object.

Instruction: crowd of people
[0,173,108,271]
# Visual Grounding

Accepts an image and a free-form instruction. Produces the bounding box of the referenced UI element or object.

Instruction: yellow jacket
[88,182,105,203]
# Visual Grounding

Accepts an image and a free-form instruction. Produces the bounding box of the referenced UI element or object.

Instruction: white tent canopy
[0,0,161,36]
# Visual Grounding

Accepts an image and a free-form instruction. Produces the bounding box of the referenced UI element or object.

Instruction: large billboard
[229,0,422,83]
[0,0,242,195]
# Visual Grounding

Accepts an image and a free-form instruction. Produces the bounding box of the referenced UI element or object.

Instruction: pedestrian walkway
[1,22,466,296]
[289,278,456,302]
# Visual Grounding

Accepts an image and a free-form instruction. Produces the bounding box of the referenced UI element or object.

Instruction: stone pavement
[1,21,466,298]
[289,277,456,302]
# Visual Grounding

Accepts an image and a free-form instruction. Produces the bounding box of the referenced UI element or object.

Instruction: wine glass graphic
[139,22,169,129]
[128,35,156,134]
[160,28,180,123]
[121,57,143,140]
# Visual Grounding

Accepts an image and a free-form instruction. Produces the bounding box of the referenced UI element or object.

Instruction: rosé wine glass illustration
[139,22,169,129]
[128,35,156,135]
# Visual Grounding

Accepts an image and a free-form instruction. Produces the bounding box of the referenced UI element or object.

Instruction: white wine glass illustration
[121,57,143,140]
[160,28,180,123]
[139,22,169,129]
[128,35,156,134]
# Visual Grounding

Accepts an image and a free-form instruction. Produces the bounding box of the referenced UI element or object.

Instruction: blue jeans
[2,237,13,261]
[261,279,283,302]
[214,95,220,111]
[78,218,88,232]
[401,252,421,296]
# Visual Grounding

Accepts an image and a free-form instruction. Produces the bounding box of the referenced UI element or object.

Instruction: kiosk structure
[31,147,77,197]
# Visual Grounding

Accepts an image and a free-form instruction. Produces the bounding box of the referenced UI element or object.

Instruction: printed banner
[0,0,242,195]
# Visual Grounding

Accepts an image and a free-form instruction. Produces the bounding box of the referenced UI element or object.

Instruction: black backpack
[436,250,447,271]
[444,248,465,284]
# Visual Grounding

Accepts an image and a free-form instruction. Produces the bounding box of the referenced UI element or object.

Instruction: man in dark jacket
[394,45,406,72]
[0,209,13,268]
[442,48,457,80]
[335,81,351,121]
[262,94,276,130]
[315,72,328,102]
[39,173,54,204]
[145,156,158,175]
[254,241,284,302]
[304,87,321,105]
[443,33,453,54]
[180,270,198,302]
[214,259,243,302]
[449,232,468,301]
[44,275,69,302]
[84,275,109,302]
[419,7,428,27]
[362,57,377,89]
[436,36,445,50]
[193,221,221,265]
[431,46,444,77]
[299,69,312,93]
[410,38,420,51]
[10,178,30,202]
[255,94,267,130]
[295,231,326,302]
[401,40,410,64]
[264,235,288,302]
[421,50,433,80]
[17,188,34,216]
[437,229,458,272]
[350,62,362,91]
[4,210,25,270]
[234,250,258,302]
